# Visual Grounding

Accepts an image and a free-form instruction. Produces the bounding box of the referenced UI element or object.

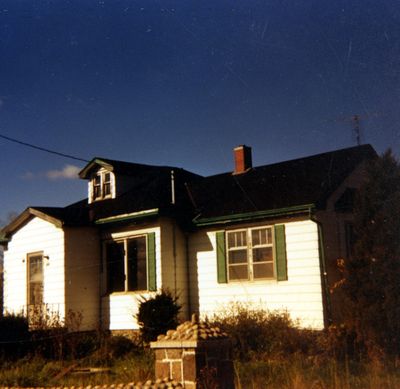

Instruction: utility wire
[0,132,89,162]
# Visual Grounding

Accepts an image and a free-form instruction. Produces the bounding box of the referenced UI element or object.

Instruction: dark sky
[1,0,400,223]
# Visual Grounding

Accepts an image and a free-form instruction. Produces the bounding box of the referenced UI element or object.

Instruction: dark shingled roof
[88,166,201,221]
[3,144,377,235]
[187,144,376,221]
[32,199,91,226]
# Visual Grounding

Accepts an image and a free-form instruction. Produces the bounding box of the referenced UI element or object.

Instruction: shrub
[0,313,30,358]
[317,324,364,362]
[207,303,318,360]
[339,150,400,358]
[106,335,136,358]
[136,290,181,343]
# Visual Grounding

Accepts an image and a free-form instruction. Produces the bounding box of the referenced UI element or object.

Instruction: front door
[27,252,44,324]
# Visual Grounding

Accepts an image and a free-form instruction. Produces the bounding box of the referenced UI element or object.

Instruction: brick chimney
[234,145,252,174]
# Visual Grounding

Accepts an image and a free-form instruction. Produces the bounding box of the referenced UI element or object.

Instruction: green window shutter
[274,224,288,281]
[147,232,157,291]
[216,231,227,283]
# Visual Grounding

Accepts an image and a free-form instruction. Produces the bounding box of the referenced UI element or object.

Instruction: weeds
[206,302,318,360]
[1,304,400,388]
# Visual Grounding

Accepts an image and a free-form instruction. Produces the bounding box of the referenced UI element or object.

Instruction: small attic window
[92,170,113,201]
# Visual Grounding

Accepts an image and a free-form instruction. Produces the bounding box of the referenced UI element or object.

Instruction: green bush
[136,290,181,343]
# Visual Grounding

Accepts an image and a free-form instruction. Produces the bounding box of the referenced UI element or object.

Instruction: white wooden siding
[3,217,65,319]
[64,227,100,331]
[101,226,161,330]
[102,292,156,330]
[160,218,189,321]
[189,220,325,329]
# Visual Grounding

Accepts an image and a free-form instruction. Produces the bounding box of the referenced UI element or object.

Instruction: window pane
[127,236,147,291]
[106,242,125,292]
[93,175,102,198]
[238,231,247,246]
[252,228,272,246]
[253,247,273,263]
[28,255,43,306]
[229,264,248,280]
[228,249,247,264]
[29,256,43,282]
[254,263,274,279]
[252,229,260,246]
[227,231,247,248]
[227,232,235,247]
[29,283,43,306]
[103,173,111,196]
[104,183,111,196]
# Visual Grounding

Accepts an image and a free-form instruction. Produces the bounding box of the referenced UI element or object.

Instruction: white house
[1,144,376,331]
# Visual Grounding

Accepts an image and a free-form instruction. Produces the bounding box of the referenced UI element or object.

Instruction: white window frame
[104,234,148,293]
[91,169,114,201]
[27,251,44,307]
[226,226,275,282]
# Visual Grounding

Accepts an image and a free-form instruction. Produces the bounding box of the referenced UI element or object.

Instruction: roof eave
[79,158,114,179]
[94,208,159,225]
[2,207,63,237]
[193,204,316,227]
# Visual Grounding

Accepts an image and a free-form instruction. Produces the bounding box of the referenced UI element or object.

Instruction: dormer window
[103,172,111,196]
[92,170,114,201]
[93,175,101,199]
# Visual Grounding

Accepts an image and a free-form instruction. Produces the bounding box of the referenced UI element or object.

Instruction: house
[1,144,376,331]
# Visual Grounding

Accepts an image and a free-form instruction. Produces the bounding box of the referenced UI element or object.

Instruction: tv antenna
[326,112,384,146]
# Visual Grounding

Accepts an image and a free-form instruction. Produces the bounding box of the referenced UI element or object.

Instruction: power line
[0,132,89,162]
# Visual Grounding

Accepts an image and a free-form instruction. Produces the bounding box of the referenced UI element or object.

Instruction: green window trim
[216,224,288,283]
[216,231,227,283]
[147,232,157,291]
[274,224,288,281]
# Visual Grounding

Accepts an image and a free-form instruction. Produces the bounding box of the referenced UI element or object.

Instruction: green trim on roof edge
[95,208,159,225]
[193,204,315,227]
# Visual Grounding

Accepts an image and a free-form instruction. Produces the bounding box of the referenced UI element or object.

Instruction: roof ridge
[204,144,375,179]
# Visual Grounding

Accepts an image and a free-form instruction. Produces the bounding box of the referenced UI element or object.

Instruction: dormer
[79,158,116,204]
[90,168,115,203]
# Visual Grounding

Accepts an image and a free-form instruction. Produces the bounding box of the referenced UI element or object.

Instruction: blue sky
[1,0,400,224]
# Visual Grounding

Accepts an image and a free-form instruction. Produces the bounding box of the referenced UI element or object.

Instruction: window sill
[107,290,150,296]
[224,278,280,285]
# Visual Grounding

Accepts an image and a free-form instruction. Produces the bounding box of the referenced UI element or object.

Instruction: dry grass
[234,357,400,389]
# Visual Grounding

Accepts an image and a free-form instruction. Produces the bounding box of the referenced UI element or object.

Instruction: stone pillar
[150,314,234,389]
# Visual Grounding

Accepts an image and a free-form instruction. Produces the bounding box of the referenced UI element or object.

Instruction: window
[227,227,274,281]
[216,224,287,283]
[103,172,111,196]
[27,252,44,306]
[92,170,113,200]
[105,233,156,293]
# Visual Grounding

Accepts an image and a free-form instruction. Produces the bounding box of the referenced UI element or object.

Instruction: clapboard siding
[103,292,157,330]
[160,219,189,321]
[189,220,325,329]
[64,227,100,330]
[3,217,65,318]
